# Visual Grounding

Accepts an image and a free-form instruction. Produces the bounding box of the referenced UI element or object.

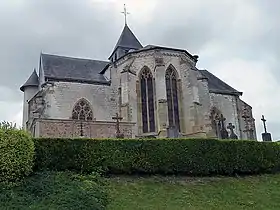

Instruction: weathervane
[121,4,130,25]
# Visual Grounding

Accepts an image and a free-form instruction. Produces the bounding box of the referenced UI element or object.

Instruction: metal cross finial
[121,4,130,25]
[261,115,268,133]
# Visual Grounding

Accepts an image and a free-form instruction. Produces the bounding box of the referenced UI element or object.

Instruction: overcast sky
[1,0,279,140]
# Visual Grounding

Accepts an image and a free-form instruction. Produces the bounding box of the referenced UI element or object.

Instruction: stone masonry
[34,119,135,138]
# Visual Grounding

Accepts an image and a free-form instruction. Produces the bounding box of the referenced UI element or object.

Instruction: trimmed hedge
[0,125,34,182]
[34,138,280,176]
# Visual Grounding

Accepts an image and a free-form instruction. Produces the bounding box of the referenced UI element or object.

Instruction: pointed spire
[116,24,142,50]
[109,24,143,60]
[20,69,39,92]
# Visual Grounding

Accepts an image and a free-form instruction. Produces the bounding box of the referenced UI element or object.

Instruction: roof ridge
[41,53,109,63]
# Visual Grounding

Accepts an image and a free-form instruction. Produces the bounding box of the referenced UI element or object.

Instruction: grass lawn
[2,172,280,210]
[107,174,280,210]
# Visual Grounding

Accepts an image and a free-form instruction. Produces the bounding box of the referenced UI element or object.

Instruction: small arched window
[165,66,180,131]
[140,67,155,133]
[72,99,93,121]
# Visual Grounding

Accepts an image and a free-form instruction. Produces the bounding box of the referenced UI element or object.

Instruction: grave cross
[261,115,267,133]
[112,113,124,138]
[261,114,272,141]
[80,121,84,137]
[242,107,250,128]
[220,114,229,139]
[227,123,238,139]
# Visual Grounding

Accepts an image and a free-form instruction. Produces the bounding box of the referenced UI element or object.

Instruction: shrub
[0,171,108,210]
[0,122,35,182]
[34,138,280,176]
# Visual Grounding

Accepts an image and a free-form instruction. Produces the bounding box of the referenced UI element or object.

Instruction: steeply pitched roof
[200,70,242,96]
[109,24,143,59]
[20,69,39,91]
[41,53,110,85]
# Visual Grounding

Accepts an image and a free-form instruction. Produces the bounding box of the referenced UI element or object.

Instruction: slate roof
[20,69,39,91]
[41,53,110,84]
[200,70,242,96]
[109,24,143,59]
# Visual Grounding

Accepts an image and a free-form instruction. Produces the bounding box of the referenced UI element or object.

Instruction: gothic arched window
[165,66,180,131]
[72,99,93,121]
[140,67,155,133]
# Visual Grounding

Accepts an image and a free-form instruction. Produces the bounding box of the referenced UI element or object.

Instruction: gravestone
[167,126,180,138]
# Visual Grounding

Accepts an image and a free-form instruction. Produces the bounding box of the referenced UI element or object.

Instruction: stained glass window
[72,99,93,121]
[165,67,180,131]
[140,67,155,133]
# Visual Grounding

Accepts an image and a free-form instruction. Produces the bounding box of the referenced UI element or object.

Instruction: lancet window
[165,66,180,131]
[140,67,155,133]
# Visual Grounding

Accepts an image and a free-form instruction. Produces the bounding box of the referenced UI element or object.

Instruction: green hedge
[0,124,34,182]
[34,138,280,176]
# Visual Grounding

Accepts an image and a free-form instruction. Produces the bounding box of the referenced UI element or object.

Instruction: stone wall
[237,99,257,140]
[42,81,118,121]
[210,93,241,138]
[34,118,135,138]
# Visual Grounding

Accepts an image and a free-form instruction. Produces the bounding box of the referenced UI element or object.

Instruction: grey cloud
[0,0,119,89]
[0,0,279,139]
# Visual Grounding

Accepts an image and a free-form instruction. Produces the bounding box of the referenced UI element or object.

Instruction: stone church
[20,23,256,140]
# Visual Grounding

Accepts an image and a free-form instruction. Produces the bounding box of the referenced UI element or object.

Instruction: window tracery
[72,99,93,121]
[140,67,155,133]
[165,66,180,131]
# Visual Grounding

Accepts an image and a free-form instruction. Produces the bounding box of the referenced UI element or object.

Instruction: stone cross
[261,115,272,141]
[121,4,130,25]
[80,121,84,137]
[112,113,124,138]
[261,115,268,133]
[242,106,251,139]
[220,114,229,139]
[227,123,238,139]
